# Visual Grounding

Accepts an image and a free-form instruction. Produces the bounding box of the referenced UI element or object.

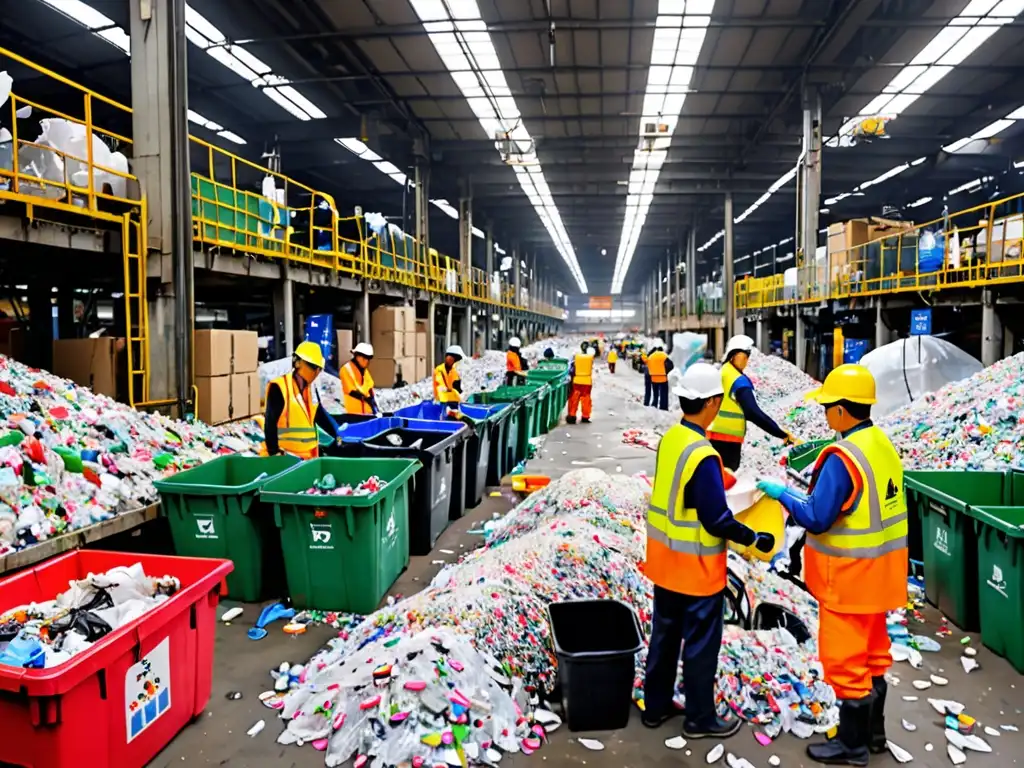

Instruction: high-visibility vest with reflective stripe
[434,363,461,404]
[572,353,593,385]
[607,350,618,363]
[645,424,727,596]
[646,350,668,382]
[340,360,374,415]
[805,424,908,613]
[506,350,522,372]
[708,362,747,442]
[260,374,319,459]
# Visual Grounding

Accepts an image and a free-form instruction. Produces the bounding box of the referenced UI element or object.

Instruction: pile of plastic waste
[0,562,180,668]
[301,475,387,497]
[278,470,836,765]
[0,354,261,556]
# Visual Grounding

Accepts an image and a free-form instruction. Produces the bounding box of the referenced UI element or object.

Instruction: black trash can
[338,418,469,554]
[319,413,378,455]
[547,600,643,732]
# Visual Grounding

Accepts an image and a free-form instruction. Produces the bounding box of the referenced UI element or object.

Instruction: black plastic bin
[319,413,378,454]
[338,418,469,554]
[547,599,643,732]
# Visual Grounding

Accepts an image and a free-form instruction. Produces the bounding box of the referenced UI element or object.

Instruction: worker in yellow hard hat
[757,365,907,765]
[260,341,343,459]
[434,344,465,419]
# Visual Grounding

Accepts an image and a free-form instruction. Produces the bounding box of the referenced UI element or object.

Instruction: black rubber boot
[681,714,742,740]
[640,708,683,729]
[806,697,872,766]
[869,676,887,754]
[566,415,577,424]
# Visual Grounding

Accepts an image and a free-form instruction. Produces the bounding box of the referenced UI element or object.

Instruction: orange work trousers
[818,606,891,700]
[568,383,592,420]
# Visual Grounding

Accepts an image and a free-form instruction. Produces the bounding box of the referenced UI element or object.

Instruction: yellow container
[729,496,785,561]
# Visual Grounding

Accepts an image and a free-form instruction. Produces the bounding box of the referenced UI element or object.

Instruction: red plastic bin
[0,550,232,768]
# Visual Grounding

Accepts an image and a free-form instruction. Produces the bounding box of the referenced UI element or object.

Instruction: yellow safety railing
[736,191,1024,311]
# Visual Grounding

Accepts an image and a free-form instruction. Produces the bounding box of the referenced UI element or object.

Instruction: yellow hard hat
[294,340,325,369]
[806,364,876,405]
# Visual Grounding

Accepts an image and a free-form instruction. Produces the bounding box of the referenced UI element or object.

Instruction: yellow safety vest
[434,363,461,404]
[805,424,908,613]
[709,362,746,442]
[572,353,593,385]
[607,350,618,363]
[260,374,319,459]
[645,425,727,596]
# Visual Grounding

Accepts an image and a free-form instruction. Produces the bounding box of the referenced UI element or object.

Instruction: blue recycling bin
[305,314,335,368]
[336,417,469,554]
[392,402,492,509]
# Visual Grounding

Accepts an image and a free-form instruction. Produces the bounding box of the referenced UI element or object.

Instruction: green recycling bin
[905,470,1024,631]
[487,384,545,463]
[528,368,570,430]
[466,393,521,478]
[154,454,301,601]
[261,457,420,613]
[967,506,1024,673]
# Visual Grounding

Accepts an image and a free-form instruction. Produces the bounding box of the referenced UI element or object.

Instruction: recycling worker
[434,344,465,418]
[566,342,596,424]
[644,363,775,739]
[505,336,528,386]
[607,345,618,373]
[708,334,795,471]
[756,365,907,765]
[646,339,674,410]
[340,342,379,415]
[543,347,555,360]
[261,341,342,459]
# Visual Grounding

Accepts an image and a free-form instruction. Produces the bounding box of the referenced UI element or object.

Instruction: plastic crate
[0,550,232,768]
[261,457,419,612]
[154,454,300,601]
[547,599,643,732]
[905,470,1024,631]
[967,506,1024,672]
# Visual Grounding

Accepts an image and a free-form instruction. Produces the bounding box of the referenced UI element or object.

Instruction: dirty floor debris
[153,369,1022,767]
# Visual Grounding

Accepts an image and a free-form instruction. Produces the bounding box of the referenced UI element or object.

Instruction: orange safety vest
[805,424,908,613]
[645,425,727,596]
[260,374,319,459]
[646,350,668,382]
[572,353,593,385]
[433,363,461,404]
[339,360,375,415]
[506,350,523,372]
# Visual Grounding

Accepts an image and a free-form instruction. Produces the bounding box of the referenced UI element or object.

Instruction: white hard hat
[724,334,754,358]
[446,344,466,359]
[587,347,597,357]
[508,337,522,348]
[673,362,724,399]
[653,339,665,349]
[352,342,374,357]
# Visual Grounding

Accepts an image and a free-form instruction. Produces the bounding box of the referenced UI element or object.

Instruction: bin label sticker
[934,527,950,556]
[310,521,334,550]
[987,564,1009,598]
[382,509,399,554]
[126,638,172,742]
[195,514,218,539]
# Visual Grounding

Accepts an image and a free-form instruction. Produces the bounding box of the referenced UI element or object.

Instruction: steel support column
[686,224,697,313]
[724,192,735,339]
[414,159,430,265]
[458,194,472,350]
[982,289,1003,366]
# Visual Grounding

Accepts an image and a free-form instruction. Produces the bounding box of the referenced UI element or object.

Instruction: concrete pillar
[714,327,724,360]
[756,318,768,353]
[459,195,472,298]
[795,312,807,372]
[414,159,430,265]
[724,192,735,339]
[797,87,822,302]
[360,284,370,349]
[874,303,887,350]
[686,226,697,313]
[981,289,1002,367]
[513,246,521,308]
[130,0,192,409]
[459,308,472,353]
[674,247,682,322]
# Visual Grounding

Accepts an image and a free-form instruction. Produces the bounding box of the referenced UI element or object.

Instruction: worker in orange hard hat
[260,341,343,459]
[339,342,379,415]
[757,365,907,766]
[434,344,465,419]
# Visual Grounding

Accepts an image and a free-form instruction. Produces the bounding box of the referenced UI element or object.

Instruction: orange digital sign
[588,296,613,310]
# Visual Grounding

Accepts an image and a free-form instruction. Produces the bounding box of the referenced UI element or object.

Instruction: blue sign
[304,314,335,365]
[910,308,932,336]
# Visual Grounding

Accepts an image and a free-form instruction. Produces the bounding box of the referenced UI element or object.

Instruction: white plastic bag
[669,332,708,371]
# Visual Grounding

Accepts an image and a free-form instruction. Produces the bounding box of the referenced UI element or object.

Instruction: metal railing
[735,191,1024,311]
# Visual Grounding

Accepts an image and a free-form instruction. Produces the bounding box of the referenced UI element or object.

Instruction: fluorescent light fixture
[944,102,1024,151]
[408,0,587,292]
[907,196,933,208]
[495,245,507,255]
[609,0,716,293]
[472,226,485,239]
[333,139,415,187]
[430,199,459,219]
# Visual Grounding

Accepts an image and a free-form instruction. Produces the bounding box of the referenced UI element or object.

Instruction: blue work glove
[756,479,789,500]
[754,532,776,553]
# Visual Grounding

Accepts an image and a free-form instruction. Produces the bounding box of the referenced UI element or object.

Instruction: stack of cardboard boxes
[195,330,261,424]
[369,306,416,386]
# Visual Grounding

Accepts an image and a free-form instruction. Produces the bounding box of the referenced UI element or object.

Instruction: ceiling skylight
[408,0,587,292]
[609,0,716,294]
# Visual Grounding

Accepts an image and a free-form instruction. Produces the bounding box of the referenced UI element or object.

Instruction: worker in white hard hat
[708,334,795,471]
[434,344,465,418]
[505,336,528,386]
[643,362,775,738]
[260,341,343,459]
[340,341,379,415]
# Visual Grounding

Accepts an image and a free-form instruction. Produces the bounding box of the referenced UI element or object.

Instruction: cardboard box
[233,331,259,373]
[196,375,231,424]
[403,309,417,334]
[371,305,410,333]
[194,330,234,377]
[414,330,427,358]
[371,330,409,359]
[52,338,124,399]
[415,356,427,382]
[336,328,354,358]
[248,372,262,417]
[369,357,413,387]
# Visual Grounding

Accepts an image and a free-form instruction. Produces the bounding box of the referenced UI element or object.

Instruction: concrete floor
[155,366,1023,767]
